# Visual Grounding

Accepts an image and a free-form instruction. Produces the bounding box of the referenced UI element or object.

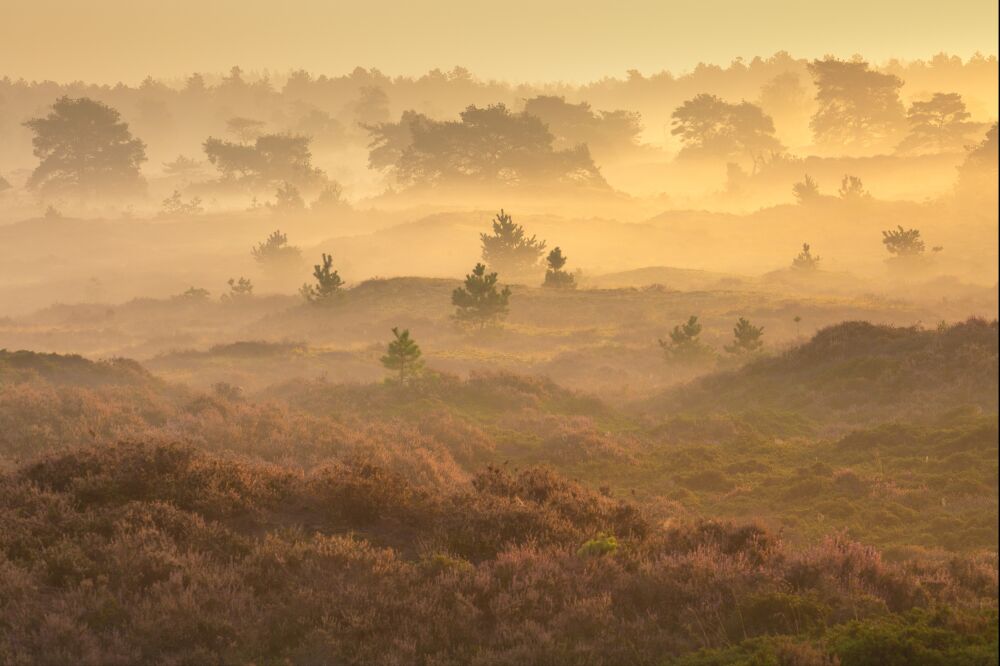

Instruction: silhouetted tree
[162,155,204,181]
[452,263,511,328]
[380,327,424,384]
[671,94,782,163]
[543,247,576,289]
[480,209,546,276]
[956,123,998,198]
[365,105,606,188]
[523,95,643,157]
[176,286,210,301]
[204,133,325,190]
[252,230,303,272]
[223,277,254,302]
[23,97,147,198]
[791,243,820,270]
[355,86,391,125]
[311,182,349,212]
[792,174,820,203]
[881,226,925,256]
[270,182,305,213]
[300,253,344,304]
[808,58,905,149]
[659,315,713,362]
[725,317,764,355]
[160,190,203,216]
[898,93,979,154]
[226,117,266,144]
[838,175,870,200]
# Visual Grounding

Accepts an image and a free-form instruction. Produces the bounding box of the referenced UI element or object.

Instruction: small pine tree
[659,315,713,362]
[271,181,305,213]
[724,317,764,355]
[380,327,424,384]
[300,253,344,304]
[452,263,512,328]
[252,229,303,274]
[176,286,210,301]
[791,243,820,270]
[881,225,926,256]
[225,277,254,300]
[480,209,546,276]
[160,189,204,216]
[792,174,820,203]
[542,247,576,289]
[838,175,869,200]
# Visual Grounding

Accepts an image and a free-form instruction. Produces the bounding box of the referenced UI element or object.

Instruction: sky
[1,0,997,84]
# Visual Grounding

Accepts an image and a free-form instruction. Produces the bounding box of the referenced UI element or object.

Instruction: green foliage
[480,209,546,276]
[577,533,619,557]
[23,96,147,197]
[300,253,344,304]
[542,246,576,289]
[380,327,424,384]
[792,243,821,270]
[451,263,512,328]
[660,315,714,362]
[882,225,925,256]
[725,317,765,355]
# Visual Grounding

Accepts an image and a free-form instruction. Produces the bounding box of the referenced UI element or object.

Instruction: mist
[0,6,998,664]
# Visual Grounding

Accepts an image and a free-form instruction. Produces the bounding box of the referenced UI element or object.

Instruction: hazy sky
[2,0,997,84]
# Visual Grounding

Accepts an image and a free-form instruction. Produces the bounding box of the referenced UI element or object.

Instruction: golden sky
[2,0,997,83]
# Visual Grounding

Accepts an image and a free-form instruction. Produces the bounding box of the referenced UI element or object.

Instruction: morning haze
[0,1,997,664]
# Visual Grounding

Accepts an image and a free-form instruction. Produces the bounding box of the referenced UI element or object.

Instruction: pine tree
[380,327,424,384]
[542,247,576,289]
[658,315,712,362]
[724,317,764,355]
[251,229,303,274]
[480,209,546,276]
[838,175,869,200]
[792,174,820,203]
[224,277,254,301]
[881,225,925,256]
[300,253,344,304]
[452,263,512,328]
[791,243,820,270]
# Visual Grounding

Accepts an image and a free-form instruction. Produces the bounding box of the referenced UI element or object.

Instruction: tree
[270,182,305,213]
[175,286,210,301]
[792,174,821,203]
[226,117,266,144]
[671,94,782,163]
[300,253,344,304]
[160,190,203,216]
[725,317,764,355]
[224,277,254,301]
[956,123,998,198]
[380,327,424,384]
[808,58,905,150]
[838,175,869,200]
[659,315,712,362]
[480,209,547,276]
[23,97,147,198]
[311,182,349,212]
[791,243,820,270]
[881,226,925,256]
[354,86,391,125]
[898,93,979,154]
[452,263,512,328]
[204,133,325,190]
[162,155,205,181]
[365,105,607,189]
[251,229,303,273]
[543,247,576,289]
[522,95,643,158]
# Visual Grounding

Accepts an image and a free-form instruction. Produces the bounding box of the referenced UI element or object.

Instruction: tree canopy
[671,94,782,163]
[23,97,147,198]
[808,58,905,150]
[365,104,607,189]
[204,133,325,191]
